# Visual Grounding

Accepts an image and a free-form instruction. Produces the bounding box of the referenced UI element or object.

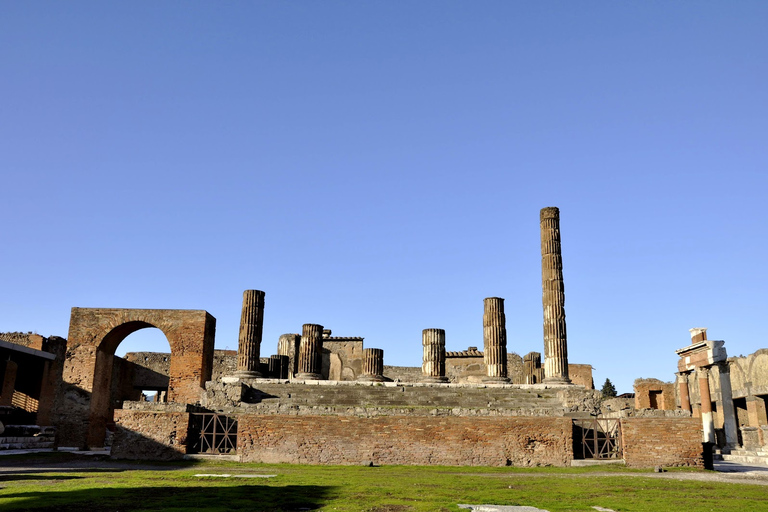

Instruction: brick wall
[620,417,703,468]
[238,415,574,466]
[111,410,191,460]
[634,378,675,410]
[568,364,593,389]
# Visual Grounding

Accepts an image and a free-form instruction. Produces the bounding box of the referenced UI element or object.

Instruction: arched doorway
[55,308,216,449]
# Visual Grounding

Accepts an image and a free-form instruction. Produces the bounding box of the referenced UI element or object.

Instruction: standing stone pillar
[540,207,571,384]
[699,367,716,444]
[422,328,448,383]
[297,323,324,380]
[268,355,289,379]
[483,297,509,382]
[235,289,265,378]
[677,372,692,413]
[278,333,301,378]
[358,348,385,382]
[716,362,739,449]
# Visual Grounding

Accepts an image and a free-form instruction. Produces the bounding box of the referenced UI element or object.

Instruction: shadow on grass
[1,484,334,511]
[0,475,84,483]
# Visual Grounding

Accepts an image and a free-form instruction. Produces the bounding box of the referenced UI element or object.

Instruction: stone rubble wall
[200,380,602,417]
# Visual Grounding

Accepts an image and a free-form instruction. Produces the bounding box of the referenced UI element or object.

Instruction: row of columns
[235,292,387,382]
[234,207,571,384]
[676,328,739,449]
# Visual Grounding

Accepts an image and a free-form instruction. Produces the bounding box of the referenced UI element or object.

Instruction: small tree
[601,378,617,398]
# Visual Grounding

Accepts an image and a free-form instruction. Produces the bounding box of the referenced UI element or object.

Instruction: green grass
[0,454,766,511]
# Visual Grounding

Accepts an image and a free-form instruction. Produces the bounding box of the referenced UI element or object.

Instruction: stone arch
[54,308,216,449]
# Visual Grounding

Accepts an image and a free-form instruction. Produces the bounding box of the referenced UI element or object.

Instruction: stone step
[729,449,768,457]
[721,453,768,466]
[0,440,54,450]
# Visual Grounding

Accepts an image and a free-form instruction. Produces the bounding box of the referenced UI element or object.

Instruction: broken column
[235,289,265,378]
[358,348,385,382]
[523,352,544,384]
[268,355,289,379]
[297,323,324,380]
[278,333,301,378]
[422,328,448,383]
[483,297,509,382]
[540,207,571,384]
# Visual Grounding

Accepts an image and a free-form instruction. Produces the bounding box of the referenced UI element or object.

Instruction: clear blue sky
[2,2,766,394]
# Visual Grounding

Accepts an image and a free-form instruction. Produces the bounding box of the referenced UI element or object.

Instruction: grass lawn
[0,454,766,511]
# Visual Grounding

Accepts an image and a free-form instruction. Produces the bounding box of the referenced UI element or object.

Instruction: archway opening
[88,323,172,447]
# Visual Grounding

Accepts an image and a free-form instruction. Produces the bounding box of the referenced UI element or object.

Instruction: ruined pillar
[422,328,448,383]
[268,355,289,379]
[483,297,509,382]
[235,289,265,378]
[716,362,739,449]
[358,348,385,382]
[540,207,571,384]
[297,323,324,380]
[278,333,301,378]
[699,367,716,444]
[523,352,544,384]
[677,372,692,413]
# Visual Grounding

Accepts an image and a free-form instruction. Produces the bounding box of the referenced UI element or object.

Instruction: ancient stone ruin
[0,207,706,468]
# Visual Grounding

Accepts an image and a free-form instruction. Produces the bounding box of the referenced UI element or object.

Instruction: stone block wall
[620,417,703,468]
[237,415,574,466]
[111,410,191,460]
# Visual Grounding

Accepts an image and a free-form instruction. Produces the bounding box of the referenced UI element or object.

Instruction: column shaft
[236,290,265,377]
[699,368,716,444]
[297,324,324,380]
[717,363,739,449]
[359,348,385,382]
[540,207,571,383]
[278,333,301,378]
[422,328,448,383]
[483,297,509,382]
[678,373,692,413]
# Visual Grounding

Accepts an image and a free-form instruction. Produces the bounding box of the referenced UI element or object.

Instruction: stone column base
[233,370,262,379]
[357,375,385,383]
[482,376,510,384]
[296,373,323,380]
[421,376,449,384]
[543,376,572,385]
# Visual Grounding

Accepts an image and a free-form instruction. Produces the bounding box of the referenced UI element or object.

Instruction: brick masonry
[620,417,703,468]
[237,414,574,466]
[54,308,215,448]
[111,409,191,460]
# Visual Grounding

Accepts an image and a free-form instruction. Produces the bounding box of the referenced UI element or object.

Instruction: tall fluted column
[297,323,324,380]
[540,207,571,384]
[235,289,265,378]
[483,297,509,382]
[422,328,448,383]
[358,348,385,382]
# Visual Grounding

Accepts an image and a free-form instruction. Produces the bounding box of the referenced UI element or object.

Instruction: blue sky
[2,2,766,394]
